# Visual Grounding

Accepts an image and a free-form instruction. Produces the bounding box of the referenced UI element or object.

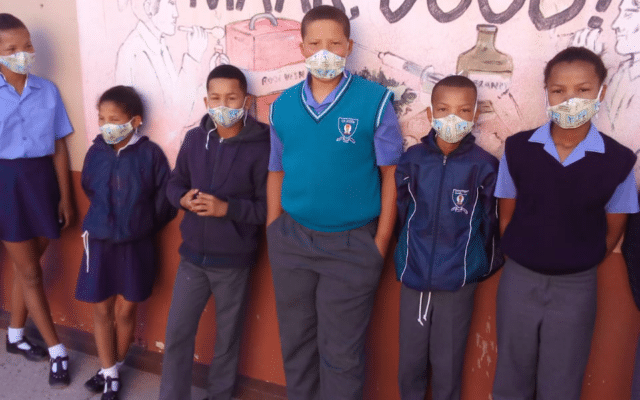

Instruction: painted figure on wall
[115,0,209,141]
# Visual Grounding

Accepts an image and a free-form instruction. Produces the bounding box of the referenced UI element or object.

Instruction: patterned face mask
[208,97,246,128]
[304,49,346,80]
[0,52,35,75]
[547,86,603,129]
[431,103,477,144]
[100,119,134,145]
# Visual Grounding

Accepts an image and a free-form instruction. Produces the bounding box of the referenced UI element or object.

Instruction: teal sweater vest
[270,74,392,232]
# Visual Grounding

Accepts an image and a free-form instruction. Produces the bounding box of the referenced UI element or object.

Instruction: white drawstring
[417,291,432,326]
[81,231,90,273]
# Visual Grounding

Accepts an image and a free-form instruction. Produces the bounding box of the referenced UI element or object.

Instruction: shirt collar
[627,58,640,80]
[0,72,39,89]
[135,21,166,55]
[117,131,143,156]
[529,121,604,166]
[302,70,350,108]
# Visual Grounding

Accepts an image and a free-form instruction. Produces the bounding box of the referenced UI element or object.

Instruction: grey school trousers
[158,258,250,400]
[267,212,384,400]
[398,283,477,400]
[492,258,597,400]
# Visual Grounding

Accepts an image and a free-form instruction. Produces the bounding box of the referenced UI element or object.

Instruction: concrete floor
[0,329,210,400]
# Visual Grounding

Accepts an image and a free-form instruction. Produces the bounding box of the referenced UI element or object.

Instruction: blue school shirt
[495,122,638,213]
[268,71,402,170]
[0,73,73,159]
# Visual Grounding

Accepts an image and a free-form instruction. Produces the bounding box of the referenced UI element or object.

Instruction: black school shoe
[5,335,48,361]
[101,376,120,400]
[49,356,70,388]
[85,370,105,393]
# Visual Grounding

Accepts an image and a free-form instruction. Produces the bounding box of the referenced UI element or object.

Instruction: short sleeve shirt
[495,122,639,213]
[0,73,73,159]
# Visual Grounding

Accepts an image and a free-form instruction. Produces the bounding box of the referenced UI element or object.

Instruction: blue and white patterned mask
[0,52,35,75]
[100,119,134,145]
[208,98,246,128]
[305,49,346,80]
[430,103,477,144]
[546,86,603,129]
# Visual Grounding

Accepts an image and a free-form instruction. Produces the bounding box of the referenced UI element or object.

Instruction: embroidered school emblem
[451,189,469,214]
[337,117,359,143]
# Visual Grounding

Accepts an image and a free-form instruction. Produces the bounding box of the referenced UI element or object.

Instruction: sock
[48,343,67,359]
[102,365,118,379]
[115,361,124,371]
[7,327,31,350]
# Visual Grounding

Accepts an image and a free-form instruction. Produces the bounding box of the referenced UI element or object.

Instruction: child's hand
[191,192,228,217]
[58,198,75,230]
[180,189,200,212]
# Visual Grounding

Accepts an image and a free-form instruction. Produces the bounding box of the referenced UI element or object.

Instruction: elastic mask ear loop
[242,96,248,125]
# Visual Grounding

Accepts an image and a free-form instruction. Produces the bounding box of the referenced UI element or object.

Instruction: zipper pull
[443,155,447,165]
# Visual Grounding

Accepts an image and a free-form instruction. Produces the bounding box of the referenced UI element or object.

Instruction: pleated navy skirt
[75,234,156,303]
[0,157,60,242]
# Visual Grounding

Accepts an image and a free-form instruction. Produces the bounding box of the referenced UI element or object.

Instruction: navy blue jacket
[81,135,176,242]
[622,191,640,311]
[166,114,270,268]
[394,131,503,292]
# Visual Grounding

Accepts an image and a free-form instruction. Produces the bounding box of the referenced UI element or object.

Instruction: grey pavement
[0,329,210,400]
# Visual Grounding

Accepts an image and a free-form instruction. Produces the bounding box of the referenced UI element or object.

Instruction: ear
[131,116,143,129]
[143,0,152,16]
[203,96,208,110]
[473,103,480,123]
[426,106,433,124]
[599,84,607,102]
[346,38,354,57]
[244,94,255,111]
[299,41,305,57]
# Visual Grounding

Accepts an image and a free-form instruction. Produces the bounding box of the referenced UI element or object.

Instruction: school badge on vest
[451,189,469,214]
[337,117,358,143]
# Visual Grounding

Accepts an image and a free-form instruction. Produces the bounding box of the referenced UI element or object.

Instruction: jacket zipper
[427,154,448,289]
[201,136,224,254]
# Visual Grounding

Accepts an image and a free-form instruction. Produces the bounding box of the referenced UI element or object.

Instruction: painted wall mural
[76,0,640,176]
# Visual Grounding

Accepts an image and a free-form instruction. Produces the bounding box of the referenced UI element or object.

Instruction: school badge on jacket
[337,117,358,143]
[451,189,469,214]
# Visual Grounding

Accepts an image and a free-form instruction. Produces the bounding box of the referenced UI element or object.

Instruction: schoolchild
[76,85,176,400]
[492,47,639,400]
[266,5,403,400]
[158,64,270,400]
[622,195,640,400]
[394,75,501,400]
[0,13,74,387]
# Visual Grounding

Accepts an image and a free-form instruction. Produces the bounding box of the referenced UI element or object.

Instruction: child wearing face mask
[76,85,176,400]
[0,13,74,388]
[394,75,502,400]
[158,64,270,400]
[492,47,639,400]
[266,5,403,400]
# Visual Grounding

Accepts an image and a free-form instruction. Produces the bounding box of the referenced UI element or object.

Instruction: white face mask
[547,86,603,129]
[208,97,246,128]
[0,52,35,75]
[304,49,346,80]
[100,119,135,145]
[430,104,476,144]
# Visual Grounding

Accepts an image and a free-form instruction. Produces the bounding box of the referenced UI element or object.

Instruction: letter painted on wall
[75,0,640,177]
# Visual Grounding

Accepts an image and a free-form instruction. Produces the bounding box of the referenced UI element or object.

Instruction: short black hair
[0,14,27,32]
[301,5,350,39]
[431,75,478,104]
[206,64,248,94]
[98,86,145,120]
[544,47,607,85]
